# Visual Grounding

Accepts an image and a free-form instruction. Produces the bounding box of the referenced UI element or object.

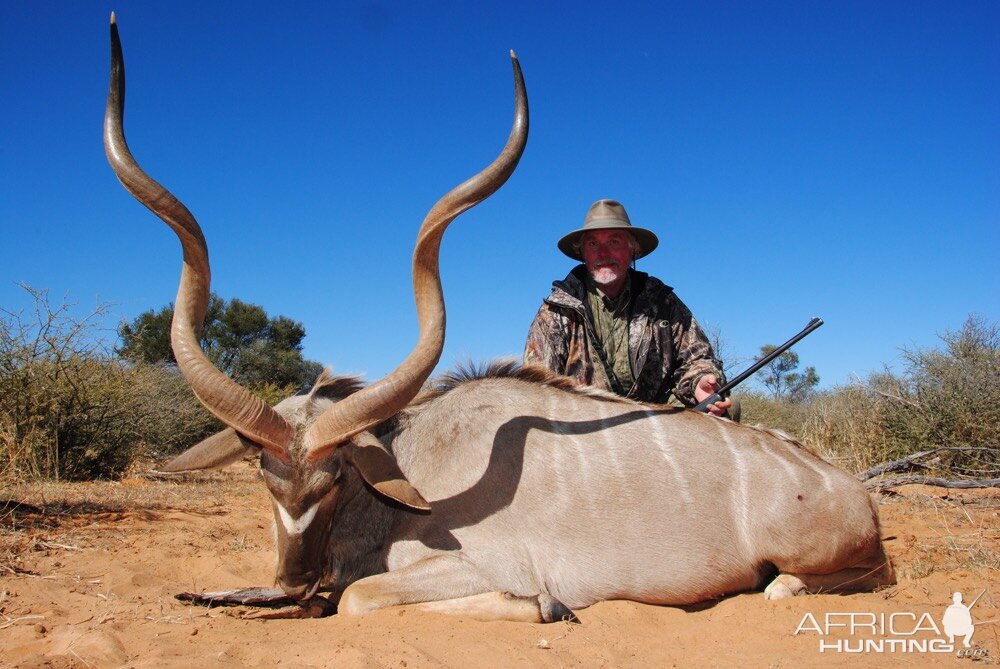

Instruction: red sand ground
[2,464,996,668]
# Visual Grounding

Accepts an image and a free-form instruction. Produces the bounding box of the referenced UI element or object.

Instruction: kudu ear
[152,428,257,474]
[345,432,431,512]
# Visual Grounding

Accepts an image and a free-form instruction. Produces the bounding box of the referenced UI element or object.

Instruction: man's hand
[694,374,732,417]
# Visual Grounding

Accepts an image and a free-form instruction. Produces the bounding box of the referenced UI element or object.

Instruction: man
[524,199,734,417]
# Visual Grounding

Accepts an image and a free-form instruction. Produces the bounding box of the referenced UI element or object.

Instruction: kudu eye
[318,454,344,483]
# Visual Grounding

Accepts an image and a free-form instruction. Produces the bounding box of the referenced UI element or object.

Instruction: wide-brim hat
[557,199,659,261]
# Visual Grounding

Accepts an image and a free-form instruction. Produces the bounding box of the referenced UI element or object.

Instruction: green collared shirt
[585,275,635,391]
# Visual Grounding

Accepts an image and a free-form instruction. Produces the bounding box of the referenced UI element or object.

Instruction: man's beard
[590,265,621,286]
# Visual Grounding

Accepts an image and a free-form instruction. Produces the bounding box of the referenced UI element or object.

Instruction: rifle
[694,317,824,412]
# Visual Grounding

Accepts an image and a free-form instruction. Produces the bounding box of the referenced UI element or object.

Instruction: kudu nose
[278,574,320,601]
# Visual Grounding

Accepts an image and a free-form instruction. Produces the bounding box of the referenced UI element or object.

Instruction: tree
[117,293,323,389]
[704,323,749,377]
[756,345,819,402]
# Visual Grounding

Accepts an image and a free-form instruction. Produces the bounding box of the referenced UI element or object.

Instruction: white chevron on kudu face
[276,501,321,536]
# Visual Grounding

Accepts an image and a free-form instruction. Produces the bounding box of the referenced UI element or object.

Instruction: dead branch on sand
[859,446,999,491]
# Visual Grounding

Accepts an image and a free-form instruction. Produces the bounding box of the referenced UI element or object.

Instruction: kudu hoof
[539,593,580,624]
[764,574,808,600]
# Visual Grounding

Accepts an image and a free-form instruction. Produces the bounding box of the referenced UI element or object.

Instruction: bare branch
[857,446,998,481]
[865,476,1000,491]
[856,448,943,480]
[869,386,923,409]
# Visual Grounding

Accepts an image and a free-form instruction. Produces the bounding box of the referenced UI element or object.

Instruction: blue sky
[2,1,997,390]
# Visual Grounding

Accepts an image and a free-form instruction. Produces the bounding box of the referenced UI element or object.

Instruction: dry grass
[737,317,999,482]
[1,286,225,482]
[878,488,1000,587]
[924,494,1000,572]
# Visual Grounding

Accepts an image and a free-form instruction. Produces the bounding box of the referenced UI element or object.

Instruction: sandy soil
[2,463,996,668]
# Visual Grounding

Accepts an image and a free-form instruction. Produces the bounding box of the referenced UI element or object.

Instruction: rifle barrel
[693,317,824,412]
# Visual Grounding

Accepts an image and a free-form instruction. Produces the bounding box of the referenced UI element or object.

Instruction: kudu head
[104,13,528,601]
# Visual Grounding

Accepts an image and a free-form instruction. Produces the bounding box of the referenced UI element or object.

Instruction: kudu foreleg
[764,553,896,600]
[175,587,337,618]
[414,591,578,623]
[338,554,577,623]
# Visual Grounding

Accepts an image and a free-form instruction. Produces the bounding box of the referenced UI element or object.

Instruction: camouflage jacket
[523,266,724,405]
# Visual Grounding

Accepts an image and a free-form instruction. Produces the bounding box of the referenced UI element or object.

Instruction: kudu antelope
[104,16,893,623]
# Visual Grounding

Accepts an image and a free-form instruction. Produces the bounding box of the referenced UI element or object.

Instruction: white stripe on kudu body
[777,433,836,493]
[756,433,804,485]
[714,419,752,551]
[645,409,694,506]
[598,402,625,482]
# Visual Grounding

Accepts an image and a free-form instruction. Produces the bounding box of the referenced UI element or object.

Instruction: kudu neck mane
[318,463,398,588]
[313,362,814,457]
[309,361,636,441]
[409,360,637,409]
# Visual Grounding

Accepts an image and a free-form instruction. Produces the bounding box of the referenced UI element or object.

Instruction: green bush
[118,292,324,389]
[0,288,220,481]
[892,316,998,445]
[865,316,999,475]
[2,288,131,479]
[802,317,1000,477]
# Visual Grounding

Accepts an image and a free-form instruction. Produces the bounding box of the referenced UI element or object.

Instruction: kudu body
[105,16,893,623]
